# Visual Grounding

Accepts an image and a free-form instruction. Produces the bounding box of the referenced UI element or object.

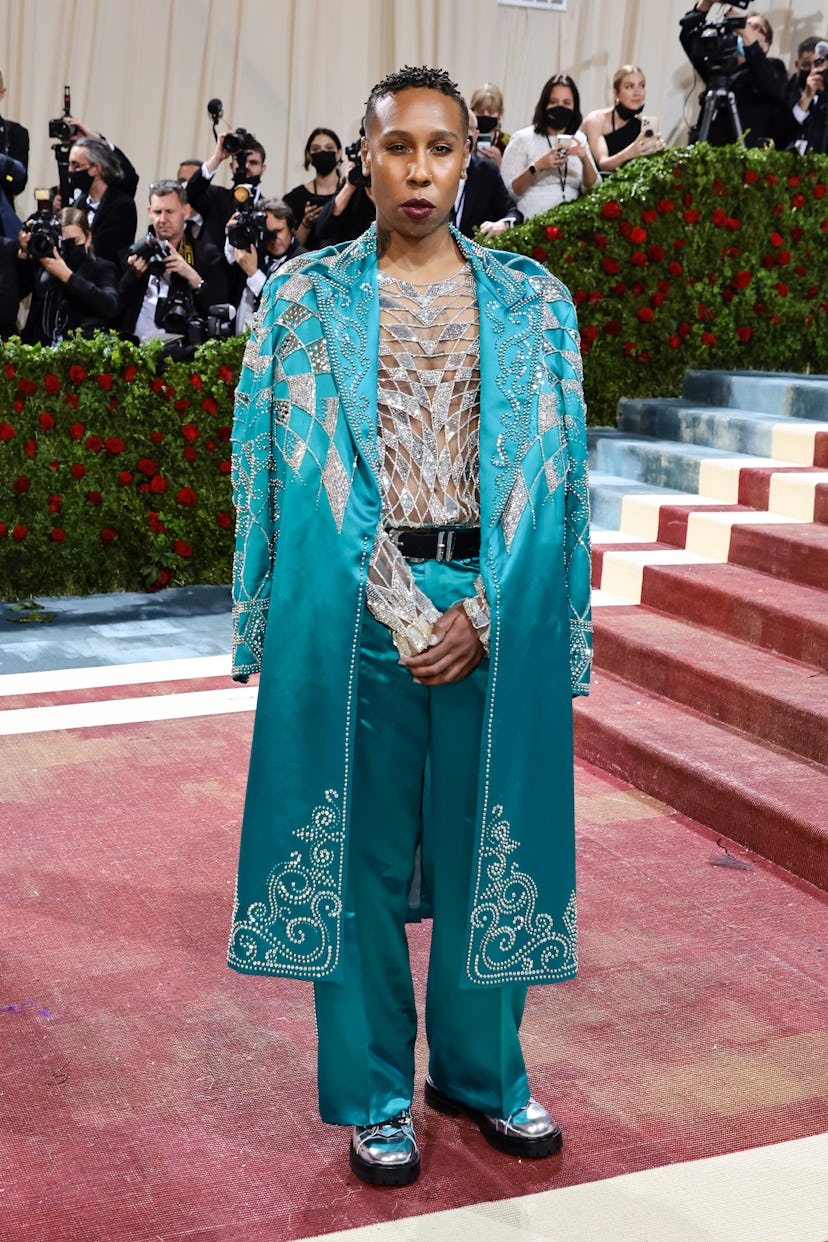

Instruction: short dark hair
[260,197,296,231]
[364,65,468,136]
[236,139,266,163]
[797,35,821,58]
[532,73,582,135]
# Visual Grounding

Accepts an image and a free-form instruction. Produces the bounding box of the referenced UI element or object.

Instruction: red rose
[668,335,681,349]
[629,225,647,244]
[174,539,193,557]
[108,397,119,412]
[544,224,562,240]
[3,363,14,379]
[69,364,87,383]
[49,459,60,470]
[18,377,37,395]
[713,178,726,195]
[531,246,547,262]
[190,374,204,390]
[766,173,779,186]
[638,352,651,365]
[610,281,626,295]
[605,320,621,336]
[775,282,789,297]
[123,364,138,382]
[118,471,133,486]
[601,257,620,275]
[668,261,684,276]
[573,290,586,306]
[770,231,784,248]
[151,376,165,394]
[791,193,806,210]
[600,201,622,220]
[149,431,164,445]
[711,208,728,227]
[176,486,197,506]
[725,217,741,232]
[593,233,609,249]
[219,459,232,475]
[95,373,113,391]
[12,399,24,413]
[701,331,716,346]
[100,527,117,545]
[733,271,752,289]
[777,250,791,266]
[86,491,103,506]
[38,411,56,430]
[206,439,216,452]
[581,324,599,343]
[149,475,168,494]
[647,244,665,261]
[651,292,665,308]
[674,238,687,250]
[587,290,604,304]
[200,396,218,415]
[770,313,782,324]
[85,435,104,453]
[0,523,6,537]
[630,251,647,267]
[12,525,27,542]
[217,425,231,442]
[50,527,66,543]
[13,475,30,494]
[148,511,167,535]
[70,464,87,480]
[42,374,61,396]
[218,365,234,383]
[637,307,655,322]
[69,423,85,440]
[683,209,700,224]
[183,445,197,462]
[657,198,675,215]
[631,283,644,296]
[737,327,753,342]
[619,220,632,238]
[24,439,37,458]
[743,169,760,185]
[761,254,776,269]
[0,422,16,442]
[137,457,158,476]
[792,226,803,242]
[173,398,190,413]
[216,511,232,529]
[679,322,691,337]
[641,210,657,224]
[48,493,61,512]
[64,393,80,409]
[181,422,201,441]
[623,341,637,356]
[105,436,125,455]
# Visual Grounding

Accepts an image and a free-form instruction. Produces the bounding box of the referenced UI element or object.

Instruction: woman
[469,81,510,168]
[18,207,119,345]
[283,127,343,250]
[500,74,599,219]
[229,66,591,1186]
[582,65,665,173]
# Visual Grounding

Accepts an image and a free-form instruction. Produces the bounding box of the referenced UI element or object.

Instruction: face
[362,87,468,240]
[231,149,265,179]
[149,192,187,243]
[308,132,340,159]
[61,223,90,250]
[615,72,646,109]
[467,108,480,148]
[475,104,500,122]
[177,161,200,184]
[67,147,100,180]
[547,85,574,111]
[746,15,770,52]
[265,213,292,256]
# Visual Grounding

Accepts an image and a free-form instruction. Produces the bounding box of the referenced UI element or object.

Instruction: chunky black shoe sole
[424,1078,563,1158]
[348,1141,421,1186]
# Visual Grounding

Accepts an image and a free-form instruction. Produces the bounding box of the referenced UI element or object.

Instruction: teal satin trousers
[313,558,530,1126]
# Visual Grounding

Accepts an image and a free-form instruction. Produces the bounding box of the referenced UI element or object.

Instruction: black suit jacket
[0,235,21,337]
[0,115,29,202]
[185,166,264,251]
[18,251,120,344]
[117,234,229,337]
[679,10,789,147]
[457,153,522,237]
[73,147,139,265]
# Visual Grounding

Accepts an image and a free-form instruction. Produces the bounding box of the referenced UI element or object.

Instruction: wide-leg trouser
[313,558,529,1126]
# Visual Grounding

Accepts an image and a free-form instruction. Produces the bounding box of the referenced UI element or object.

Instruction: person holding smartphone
[500,73,599,220]
[582,65,665,173]
[283,128,344,250]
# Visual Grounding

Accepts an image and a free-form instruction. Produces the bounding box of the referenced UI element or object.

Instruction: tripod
[694,71,745,145]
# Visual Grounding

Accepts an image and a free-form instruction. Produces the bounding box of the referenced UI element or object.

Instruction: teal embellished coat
[228,224,591,988]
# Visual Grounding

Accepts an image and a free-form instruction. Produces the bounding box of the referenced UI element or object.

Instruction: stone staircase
[575,369,828,890]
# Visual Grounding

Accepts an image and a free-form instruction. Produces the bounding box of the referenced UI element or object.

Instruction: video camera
[227,185,268,251]
[692,0,750,75]
[25,190,63,260]
[345,137,370,188]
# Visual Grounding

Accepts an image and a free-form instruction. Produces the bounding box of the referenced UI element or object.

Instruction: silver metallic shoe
[424,1076,562,1157]
[349,1110,421,1186]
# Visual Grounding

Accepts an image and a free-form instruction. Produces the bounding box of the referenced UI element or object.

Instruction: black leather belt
[387,527,481,562]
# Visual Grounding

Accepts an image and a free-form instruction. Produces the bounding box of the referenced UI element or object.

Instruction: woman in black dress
[283,128,344,250]
[582,65,664,174]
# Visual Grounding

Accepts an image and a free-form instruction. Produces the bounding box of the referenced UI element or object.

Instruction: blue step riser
[618,402,775,456]
[591,441,702,492]
[682,371,828,422]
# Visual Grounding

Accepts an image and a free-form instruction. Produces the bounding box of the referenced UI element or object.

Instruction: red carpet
[2,696,826,1240]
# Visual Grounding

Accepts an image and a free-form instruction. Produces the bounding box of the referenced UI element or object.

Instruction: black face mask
[476,114,498,135]
[310,150,338,177]
[61,239,85,270]
[232,163,261,188]
[615,101,645,122]
[545,105,575,131]
[68,168,95,197]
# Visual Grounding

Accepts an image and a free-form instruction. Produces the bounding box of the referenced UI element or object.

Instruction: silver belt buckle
[435,529,455,562]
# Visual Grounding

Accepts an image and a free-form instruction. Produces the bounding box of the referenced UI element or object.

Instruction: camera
[223,127,257,155]
[155,288,195,336]
[345,137,371,188]
[49,85,79,144]
[691,0,751,73]
[25,191,63,260]
[227,185,268,250]
[127,232,172,277]
[206,304,235,340]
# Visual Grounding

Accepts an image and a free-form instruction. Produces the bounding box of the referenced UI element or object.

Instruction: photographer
[119,179,227,343]
[16,207,119,345]
[0,235,21,337]
[314,141,376,247]
[790,40,828,154]
[225,197,305,333]
[680,3,788,147]
[185,134,267,250]
[0,69,29,239]
[60,127,139,263]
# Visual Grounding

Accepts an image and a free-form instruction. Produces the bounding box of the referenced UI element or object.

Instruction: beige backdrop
[1,0,823,212]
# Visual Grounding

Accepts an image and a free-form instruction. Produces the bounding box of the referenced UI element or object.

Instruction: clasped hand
[400,603,485,685]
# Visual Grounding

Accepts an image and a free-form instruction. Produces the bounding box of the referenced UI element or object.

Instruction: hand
[206,134,232,175]
[17,227,30,258]
[637,132,665,156]
[66,117,98,138]
[302,202,322,230]
[40,248,72,282]
[567,137,588,163]
[401,604,485,685]
[236,245,259,276]
[801,69,824,105]
[164,248,198,285]
[477,143,503,168]
[127,252,148,278]
[479,219,510,237]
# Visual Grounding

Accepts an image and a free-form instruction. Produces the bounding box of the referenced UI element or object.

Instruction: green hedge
[0,334,245,599]
[3,144,827,599]
[487,143,828,423]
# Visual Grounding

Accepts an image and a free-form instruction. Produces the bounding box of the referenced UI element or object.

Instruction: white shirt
[134,272,171,342]
[500,125,599,220]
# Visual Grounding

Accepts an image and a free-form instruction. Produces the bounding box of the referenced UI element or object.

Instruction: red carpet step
[593,606,828,766]
[573,671,828,891]
[727,521,828,591]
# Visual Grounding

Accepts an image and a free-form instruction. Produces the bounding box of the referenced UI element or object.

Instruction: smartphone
[556,135,574,151]
[640,116,659,139]
[476,132,492,146]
